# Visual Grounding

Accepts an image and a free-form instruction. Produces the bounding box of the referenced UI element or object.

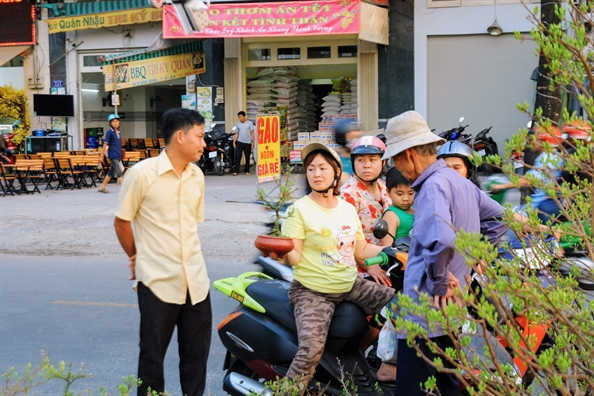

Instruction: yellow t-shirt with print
[281,195,365,294]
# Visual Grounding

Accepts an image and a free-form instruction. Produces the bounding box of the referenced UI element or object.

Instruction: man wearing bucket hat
[382,111,507,395]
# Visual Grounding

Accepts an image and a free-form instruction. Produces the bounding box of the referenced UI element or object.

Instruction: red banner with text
[163,0,360,39]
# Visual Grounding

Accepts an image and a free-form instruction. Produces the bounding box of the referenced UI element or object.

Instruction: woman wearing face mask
[437,140,482,189]
[281,143,395,393]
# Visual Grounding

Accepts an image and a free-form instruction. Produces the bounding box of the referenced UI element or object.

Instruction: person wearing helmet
[561,119,592,188]
[339,136,392,284]
[437,140,482,189]
[333,119,363,184]
[280,143,395,390]
[491,125,565,222]
[98,114,123,193]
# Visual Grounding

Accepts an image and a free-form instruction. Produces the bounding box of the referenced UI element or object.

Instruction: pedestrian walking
[382,111,507,395]
[232,110,255,176]
[113,108,212,396]
[98,114,123,193]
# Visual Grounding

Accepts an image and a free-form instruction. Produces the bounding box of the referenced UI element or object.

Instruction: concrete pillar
[224,38,242,130]
[358,40,379,131]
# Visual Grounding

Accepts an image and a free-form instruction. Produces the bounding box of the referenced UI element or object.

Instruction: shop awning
[0,46,30,67]
[41,1,151,17]
[162,0,388,45]
[102,41,205,91]
[43,1,162,34]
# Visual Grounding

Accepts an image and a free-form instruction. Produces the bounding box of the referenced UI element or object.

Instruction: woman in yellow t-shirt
[282,143,396,386]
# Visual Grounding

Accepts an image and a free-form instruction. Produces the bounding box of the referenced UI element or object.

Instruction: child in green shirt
[380,167,415,247]
[376,167,415,382]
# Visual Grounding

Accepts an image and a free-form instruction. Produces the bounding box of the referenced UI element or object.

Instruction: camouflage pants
[286,278,395,382]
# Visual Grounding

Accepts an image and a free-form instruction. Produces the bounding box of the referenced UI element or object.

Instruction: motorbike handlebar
[365,252,389,266]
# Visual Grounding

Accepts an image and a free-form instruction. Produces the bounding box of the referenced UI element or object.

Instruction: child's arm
[380,211,400,247]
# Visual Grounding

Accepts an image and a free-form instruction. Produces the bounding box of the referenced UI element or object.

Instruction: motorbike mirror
[458,117,465,124]
[373,220,391,240]
[232,126,238,132]
[211,123,217,128]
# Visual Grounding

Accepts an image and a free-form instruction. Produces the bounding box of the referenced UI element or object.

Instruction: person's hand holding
[366,264,392,287]
[490,184,505,193]
[128,254,136,280]
[251,143,254,149]
[433,272,463,310]
[233,141,236,148]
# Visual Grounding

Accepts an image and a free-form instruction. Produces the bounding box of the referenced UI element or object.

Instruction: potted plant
[255,165,298,259]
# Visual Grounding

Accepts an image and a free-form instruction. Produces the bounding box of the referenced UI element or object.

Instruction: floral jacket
[339,176,392,245]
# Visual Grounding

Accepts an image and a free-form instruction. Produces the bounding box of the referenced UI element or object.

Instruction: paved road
[0,170,295,395]
[0,169,526,396]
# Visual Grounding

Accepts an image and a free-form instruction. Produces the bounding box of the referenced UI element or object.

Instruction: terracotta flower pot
[254,234,294,259]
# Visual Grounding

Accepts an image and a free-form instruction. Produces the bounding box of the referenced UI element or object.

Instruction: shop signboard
[163,0,360,39]
[256,115,281,184]
[46,8,163,34]
[0,1,35,46]
[103,51,206,91]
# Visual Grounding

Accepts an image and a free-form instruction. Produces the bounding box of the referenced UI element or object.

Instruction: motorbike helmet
[437,140,481,188]
[350,136,386,185]
[562,119,592,141]
[334,119,360,149]
[534,125,563,147]
[108,114,120,123]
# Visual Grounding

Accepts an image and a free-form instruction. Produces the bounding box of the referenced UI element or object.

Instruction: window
[338,46,357,58]
[277,47,301,60]
[83,55,102,67]
[307,46,331,59]
[248,48,271,61]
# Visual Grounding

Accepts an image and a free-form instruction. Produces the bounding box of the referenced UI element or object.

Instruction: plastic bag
[376,319,398,364]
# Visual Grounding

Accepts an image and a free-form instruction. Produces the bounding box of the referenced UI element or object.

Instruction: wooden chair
[147,149,160,158]
[82,155,101,187]
[37,152,53,159]
[14,159,44,193]
[72,150,86,155]
[122,151,142,169]
[158,138,164,148]
[0,162,18,196]
[14,154,28,161]
[43,157,59,189]
[129,138,140,149]
[55,157,84,190]
[53,152,70,158]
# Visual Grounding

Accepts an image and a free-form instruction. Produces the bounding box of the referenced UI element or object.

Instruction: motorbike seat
[246,279,369,339]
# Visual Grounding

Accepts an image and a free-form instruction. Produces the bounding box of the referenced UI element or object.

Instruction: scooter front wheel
[214,157,224,176]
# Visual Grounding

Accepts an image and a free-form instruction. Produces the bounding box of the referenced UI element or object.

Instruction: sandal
[245,172,250,175]
[98,188,110,194]
[232,173,238,176]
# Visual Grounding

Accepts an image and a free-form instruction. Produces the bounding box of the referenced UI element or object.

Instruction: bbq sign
[0,0,35,46]
[256,115,281,184]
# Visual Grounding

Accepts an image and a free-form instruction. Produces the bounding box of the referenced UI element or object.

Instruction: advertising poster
[256,115,281,184]
[163,0,360,39]
[181,94,196,109]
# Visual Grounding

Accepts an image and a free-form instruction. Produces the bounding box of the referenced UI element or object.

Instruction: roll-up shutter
[427,34,537,151]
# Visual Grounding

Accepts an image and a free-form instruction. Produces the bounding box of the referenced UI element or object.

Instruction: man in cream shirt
[114,108,211,396]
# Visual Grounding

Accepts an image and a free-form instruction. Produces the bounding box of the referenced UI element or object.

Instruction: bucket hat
[301,142,342,171]
[382,111,445,160]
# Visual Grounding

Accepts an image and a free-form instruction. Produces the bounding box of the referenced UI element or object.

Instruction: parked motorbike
[473,126,498,175]
[198,124,234,175]
[0,133,16,164]
[439,117,471,142]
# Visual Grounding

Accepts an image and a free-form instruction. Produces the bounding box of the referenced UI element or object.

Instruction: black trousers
[137,283,212,396]
[234,141,252,174]
[395,336,461,395]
